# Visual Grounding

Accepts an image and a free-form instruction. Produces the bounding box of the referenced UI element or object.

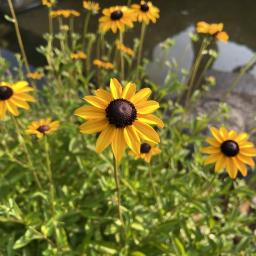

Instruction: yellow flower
[71,51,87,60]
[26,118,60,139]
[42,0,55,7]
[50,10,80,18]
[131,1,160,24]
[99,6,137,33]
[93,59,114,70]
[74,78,164,161]
[83,1,100,13]
[130,142,160,162]
[202,127,256,179]
[27,72,44,80]
[0,81,35,119]
[196,21,229,42]
[115,40,134,57]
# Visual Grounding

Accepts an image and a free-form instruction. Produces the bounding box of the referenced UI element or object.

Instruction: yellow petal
[96,125,115,153]
[110,78,122,99]
[95,88,113,102]
[79,119,108,134]
[133,121,160,144]
[6,101,19,116]
[201,146,220,154]
[124,126,140,153]
[240,148,256,157]
[83,96,107,109]
[112,129,126,161]
[206,137,220,147]
[74,106,105,119]
[204,153,221,165]
[214,154,225,172]
[226,158,238,179]
[233,157,247,177]
[219,127,228,139]
[235,133,249,143]
[136,100,159,114]
[209,127,223,143]
[122,82,136,100]
[130,88,152,104]
[237,154,255,168]
[10,98,29,109]
[137,114,164,128]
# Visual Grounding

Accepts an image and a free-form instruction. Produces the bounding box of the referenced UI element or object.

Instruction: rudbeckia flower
[50,10,80,18]
[99,6,136,33]
[196,21,229,42]
[93,59,114,70]
[131,1,160,24]
[130,142,161,162]
[27,72,44,80]
[0,81,35,119]
[115,40,134,57]
[202,127,256,179]
[26,118,60,139]
[83,0,100,13]
[74,78,164,161]
[71,51,87,60]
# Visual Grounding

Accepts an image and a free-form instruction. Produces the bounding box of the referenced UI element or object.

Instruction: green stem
[12,116,42,190]
[86,35,95,74]
[127,0,132,5]
[82,12,91,51]
[7,0,30,73]
[137,23,147,71]
[119,32,125,80]
[113,154,123,225]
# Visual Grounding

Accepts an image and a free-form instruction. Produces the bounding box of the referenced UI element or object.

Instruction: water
[0,0,255,83]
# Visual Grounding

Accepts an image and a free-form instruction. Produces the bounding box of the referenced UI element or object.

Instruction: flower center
[110,10,123,20]
[106,99,137,128]
[0,86,13,100]
[37,125,50,133]
[140,143,151,153]
[140,3,149,12]
[221,140,239,157]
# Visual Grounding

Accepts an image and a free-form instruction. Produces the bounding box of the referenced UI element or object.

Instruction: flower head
[131,1,160,24]
[0,81,35,119]
[130,142,160,162]
[50,10,80,18]
[196,21,229,42]
[42,0,55,8]
[99,6,136,33]
[115,40,134,57]
[26,118,60,139]
[71,51,87,60]
[27,71,44,80]
[83,1,100,13]
[93,59,114,70]
[74,78,164,161]
[202,127,256,179]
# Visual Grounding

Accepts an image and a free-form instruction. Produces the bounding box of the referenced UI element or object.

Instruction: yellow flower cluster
[196,21,229,42]
[42,0,55,8]
[27,72,44,80]
[50,9,80,18]
[83,0,100,13]
[93,59,114,70]
[115,40,134,57]
[71,51,87,60]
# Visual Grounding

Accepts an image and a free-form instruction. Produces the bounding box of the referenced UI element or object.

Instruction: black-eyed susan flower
[93,59,114,70]
[130,142,160,162]
[74,78,164,161]
[50,10,80,18]
[99,6,136,33]
[27,71,44,80]
[42,0,55,8]
[196,21,229,42]
[0,81,35,119]
[131,1,160,24]
[83,0,100,13]
[115,40,134,57]
[26,118,59,139]
[202,127,256,179]
[71,51,87,60]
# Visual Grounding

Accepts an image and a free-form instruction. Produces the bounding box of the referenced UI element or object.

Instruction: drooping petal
[96,125,115,153]
[79,119,108,134]
[233,157,248,177]
[6,101,19,116]
[237,154,255,168]
[133,121,160,144]
[214,154,225,172]
[226,158,238,179]
[124,126,140,153]
[112,129,126,161]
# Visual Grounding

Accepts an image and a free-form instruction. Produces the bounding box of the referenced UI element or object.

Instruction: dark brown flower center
[37,125,50,133]
[140,3,149,12]
[106,99,137,128]
[110,10,123,20]
[140,143,151,153]
[221,140,239,157]
[0,86,13,100]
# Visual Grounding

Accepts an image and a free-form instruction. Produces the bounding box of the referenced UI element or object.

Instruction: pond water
[0,0,255,84]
